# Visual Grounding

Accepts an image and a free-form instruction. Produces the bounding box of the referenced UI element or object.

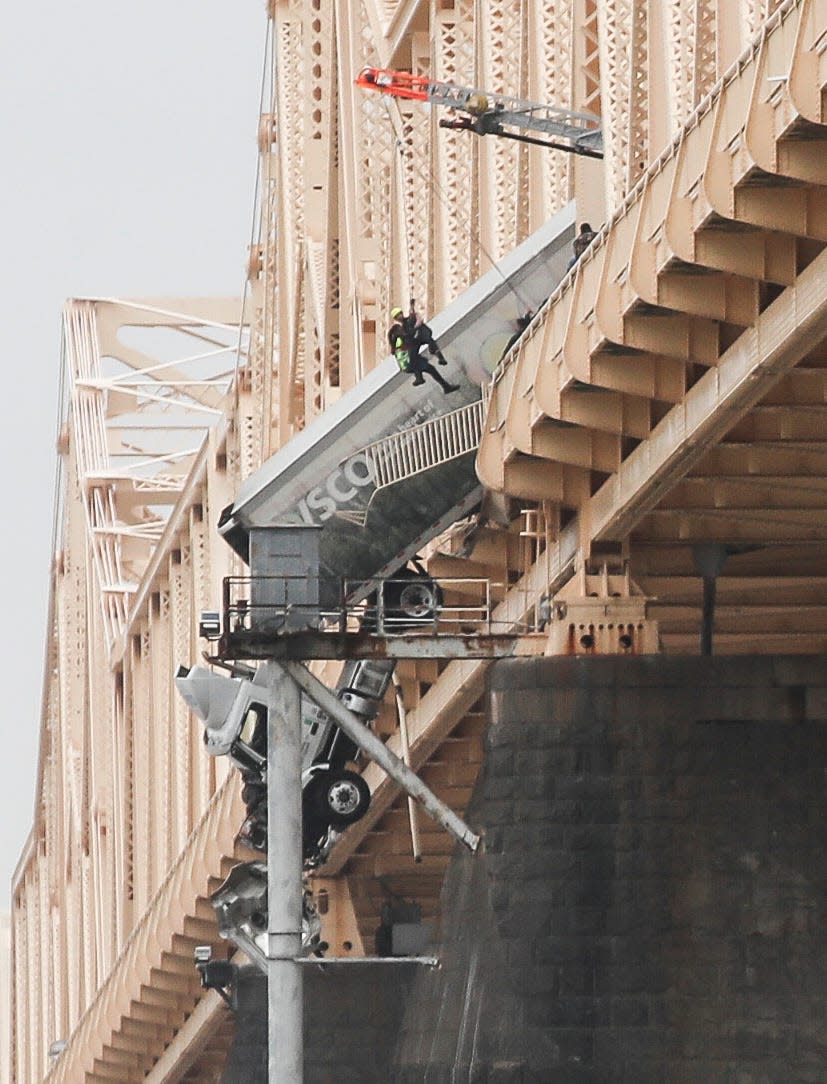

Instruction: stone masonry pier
[395,655,827,1083]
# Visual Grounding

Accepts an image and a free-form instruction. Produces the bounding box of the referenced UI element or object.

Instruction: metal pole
[263,662,304,1083]
[392,673,422,861]
[692,544,728,659]
[280,659,480,853]
[700,575,716,657]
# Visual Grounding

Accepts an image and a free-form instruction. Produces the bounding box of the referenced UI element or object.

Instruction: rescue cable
[370,85,536,313]
[379,95,415,298]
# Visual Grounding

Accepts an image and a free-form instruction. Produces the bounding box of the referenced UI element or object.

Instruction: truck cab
[176,657,395,864]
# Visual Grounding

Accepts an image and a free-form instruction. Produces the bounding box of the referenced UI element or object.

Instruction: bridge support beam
[280,661,480,854]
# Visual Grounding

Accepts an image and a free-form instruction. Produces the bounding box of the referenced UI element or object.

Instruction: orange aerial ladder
[356,66,603,159]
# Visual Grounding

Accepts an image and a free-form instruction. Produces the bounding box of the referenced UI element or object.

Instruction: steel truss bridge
[11,0,827,1081]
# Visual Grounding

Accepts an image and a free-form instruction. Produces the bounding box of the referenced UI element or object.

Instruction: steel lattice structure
[10,1,826,1081]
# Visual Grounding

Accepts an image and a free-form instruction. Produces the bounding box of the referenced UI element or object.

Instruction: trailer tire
[395,578,441,619]
[364,570,443,629]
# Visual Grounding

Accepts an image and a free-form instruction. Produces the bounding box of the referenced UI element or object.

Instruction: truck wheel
[310,770,370,827]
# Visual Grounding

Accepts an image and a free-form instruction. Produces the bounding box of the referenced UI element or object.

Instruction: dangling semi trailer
[218,202,575,602]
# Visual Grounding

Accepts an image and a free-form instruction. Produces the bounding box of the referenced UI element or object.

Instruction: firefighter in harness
[389,302,460,393]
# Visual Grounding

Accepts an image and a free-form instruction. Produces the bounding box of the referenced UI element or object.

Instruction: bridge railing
[210,573,548,649]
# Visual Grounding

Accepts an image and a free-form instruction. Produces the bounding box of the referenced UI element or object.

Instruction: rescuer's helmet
[390,306,404,318]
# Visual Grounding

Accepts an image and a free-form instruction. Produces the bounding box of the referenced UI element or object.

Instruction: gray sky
[0,2,265,906]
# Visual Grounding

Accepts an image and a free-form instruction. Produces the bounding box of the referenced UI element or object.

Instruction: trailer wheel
[396,579,441,618]
[380,571,443,627]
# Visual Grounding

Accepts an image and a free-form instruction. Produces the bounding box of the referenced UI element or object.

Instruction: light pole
[263,662,303,1083]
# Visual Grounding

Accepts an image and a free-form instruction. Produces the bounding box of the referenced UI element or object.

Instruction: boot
[442,382,460,394]
[437,352,448,366]
[412,374,425,386]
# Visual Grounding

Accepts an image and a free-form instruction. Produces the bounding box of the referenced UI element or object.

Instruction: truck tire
[309,769,371,828]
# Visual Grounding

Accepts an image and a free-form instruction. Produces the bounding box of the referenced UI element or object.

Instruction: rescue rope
[379,94,534,313]
[382,97,415,298]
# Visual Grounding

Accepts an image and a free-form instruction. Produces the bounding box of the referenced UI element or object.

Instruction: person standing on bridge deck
[567,221,597,269]
[389,305,459,394]
[499,310,534,364]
